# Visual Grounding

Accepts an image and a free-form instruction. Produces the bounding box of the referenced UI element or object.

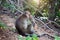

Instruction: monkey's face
[25,11,31,18]
[25,13,30,19]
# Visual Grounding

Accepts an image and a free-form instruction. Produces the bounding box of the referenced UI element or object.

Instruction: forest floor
[0,14,60,40]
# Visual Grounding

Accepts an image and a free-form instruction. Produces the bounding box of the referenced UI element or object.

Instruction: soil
[0,14,60,40]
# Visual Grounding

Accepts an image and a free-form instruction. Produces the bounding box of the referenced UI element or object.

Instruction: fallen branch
[46,20,60,28]
[35,18,58,33]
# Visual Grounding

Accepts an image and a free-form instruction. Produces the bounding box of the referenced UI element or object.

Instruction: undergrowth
[0,21,7,29]
[55,36,60,40]
[18,34,38,40]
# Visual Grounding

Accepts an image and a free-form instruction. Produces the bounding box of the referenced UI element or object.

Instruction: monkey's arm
[29,15,36,26]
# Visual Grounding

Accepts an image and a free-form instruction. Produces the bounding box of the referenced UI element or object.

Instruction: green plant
[2,2,16,13]
[0,0,16,13]
[25,36,32,40]
[18,35,24,40]
[55,36,60,40]
[32,34,39,40]
[18,34,38,40]
[0,21,7,29]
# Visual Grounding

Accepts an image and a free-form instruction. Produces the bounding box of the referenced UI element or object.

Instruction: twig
[46,20,60,27]
[35,18,58,33]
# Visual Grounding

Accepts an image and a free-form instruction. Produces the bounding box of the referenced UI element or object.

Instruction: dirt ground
[0,14,60,40]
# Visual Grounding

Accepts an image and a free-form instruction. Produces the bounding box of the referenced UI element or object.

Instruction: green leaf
[55,36,60,40]
[0,21,7,29]
[18,35,24,40]
[25,36,32,40]
[32,34,38,40]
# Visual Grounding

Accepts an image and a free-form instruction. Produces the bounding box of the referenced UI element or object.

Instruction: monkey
[15,11,55,38]
[15,11,36,36]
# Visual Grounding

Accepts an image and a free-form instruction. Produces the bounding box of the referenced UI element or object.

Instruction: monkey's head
[24,11,31,18]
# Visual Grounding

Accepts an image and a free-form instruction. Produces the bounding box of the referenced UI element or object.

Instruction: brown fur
[15,11,35,36]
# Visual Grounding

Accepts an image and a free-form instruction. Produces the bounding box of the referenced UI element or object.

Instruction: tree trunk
[48,0,56,21]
